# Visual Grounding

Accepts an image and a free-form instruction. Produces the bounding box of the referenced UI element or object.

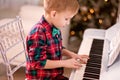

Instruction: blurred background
[0,0,119,80]
[0,0,119,52]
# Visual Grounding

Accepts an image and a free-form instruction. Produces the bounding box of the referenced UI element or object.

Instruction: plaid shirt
[26,16,63,80]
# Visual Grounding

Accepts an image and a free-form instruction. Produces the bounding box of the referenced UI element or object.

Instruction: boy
[26,0,89,80]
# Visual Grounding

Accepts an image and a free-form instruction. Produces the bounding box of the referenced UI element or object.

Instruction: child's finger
[80,55,89,59]
[76,58,87,64]
[74,63,82,69]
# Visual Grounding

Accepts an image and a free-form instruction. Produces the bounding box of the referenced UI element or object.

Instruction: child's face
[52,10,76,28]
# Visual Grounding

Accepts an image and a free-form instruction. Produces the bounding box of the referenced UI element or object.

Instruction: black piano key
[89,56,102,62]
[87,57,102,64]
[91,48,103,55]
[90,54,102,59]
[84,72,100,79]
[93,39,104,44]
[91,46,103,51]
[86,62,101,69]
[90,49,103,55]
[84,67,101,74]
[91,43,104,48]
[89,54,102,60]
[91,45,103,50]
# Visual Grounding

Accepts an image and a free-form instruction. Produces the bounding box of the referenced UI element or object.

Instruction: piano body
[69,21,120,80]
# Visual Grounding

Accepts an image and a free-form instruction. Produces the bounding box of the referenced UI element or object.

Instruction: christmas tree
[70,0,119,40]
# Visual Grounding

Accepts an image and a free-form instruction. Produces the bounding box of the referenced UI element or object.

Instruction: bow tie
[52,27,60,37]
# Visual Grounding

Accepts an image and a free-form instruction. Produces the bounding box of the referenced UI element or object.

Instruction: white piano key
[78,38,93,55]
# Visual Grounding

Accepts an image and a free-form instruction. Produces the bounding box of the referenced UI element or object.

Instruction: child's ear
[50,11,56,18]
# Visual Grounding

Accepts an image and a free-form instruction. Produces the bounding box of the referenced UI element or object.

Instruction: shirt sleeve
[26,28,47,69]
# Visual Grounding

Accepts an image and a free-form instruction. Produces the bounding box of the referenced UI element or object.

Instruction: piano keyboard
[69,39,104,80]
[83,39,104,80]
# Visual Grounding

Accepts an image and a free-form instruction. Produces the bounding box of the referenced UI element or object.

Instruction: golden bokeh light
[83,17,87,21]
[89,8,94,14]
[87,14,92,19]
[99,19,103,24]
[104,0,108,2]
[70,31,75,36]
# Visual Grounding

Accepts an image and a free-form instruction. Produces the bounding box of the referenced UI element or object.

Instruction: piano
[69,21,120,80]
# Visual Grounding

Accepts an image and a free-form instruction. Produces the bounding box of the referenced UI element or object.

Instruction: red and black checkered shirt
[26,16,64,80]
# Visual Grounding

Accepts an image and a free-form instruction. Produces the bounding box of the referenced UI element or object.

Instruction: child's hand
[62,49,89,65]
[62,58,82,69]
[76,54,89,64]
[70,52,89,64]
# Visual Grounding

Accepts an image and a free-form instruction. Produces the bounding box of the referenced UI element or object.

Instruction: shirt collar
[40,15,60,37]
